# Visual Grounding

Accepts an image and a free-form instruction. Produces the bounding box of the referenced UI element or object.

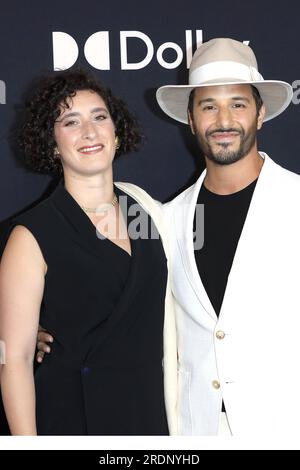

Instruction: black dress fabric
[11,182,168,435]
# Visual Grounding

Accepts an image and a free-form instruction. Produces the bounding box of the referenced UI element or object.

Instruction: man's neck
[204,151,264,195]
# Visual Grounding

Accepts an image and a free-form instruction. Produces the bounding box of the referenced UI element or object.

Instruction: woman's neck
[63,169,115,209]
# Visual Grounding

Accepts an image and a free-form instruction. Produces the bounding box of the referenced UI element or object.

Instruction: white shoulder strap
[115,182,169,256]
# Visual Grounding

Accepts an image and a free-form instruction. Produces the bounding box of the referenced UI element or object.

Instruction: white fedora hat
[156,38,293,124]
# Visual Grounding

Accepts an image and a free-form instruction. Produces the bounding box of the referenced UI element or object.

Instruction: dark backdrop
[1,0,300,220]
[1,0,300,434]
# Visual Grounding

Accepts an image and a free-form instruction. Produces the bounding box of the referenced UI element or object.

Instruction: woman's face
[54,89,116,177]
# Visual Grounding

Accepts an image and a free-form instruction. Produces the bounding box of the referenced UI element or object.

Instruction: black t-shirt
[194,178,257,316]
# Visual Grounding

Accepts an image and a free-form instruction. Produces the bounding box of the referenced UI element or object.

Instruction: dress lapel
[49,182,148,354]
[81,192,152,361]
[50,181,131,266]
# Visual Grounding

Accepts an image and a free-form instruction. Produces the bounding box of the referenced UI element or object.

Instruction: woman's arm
[0,225,46,435]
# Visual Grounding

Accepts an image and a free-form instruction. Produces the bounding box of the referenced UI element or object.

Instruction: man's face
[188,84,265,165]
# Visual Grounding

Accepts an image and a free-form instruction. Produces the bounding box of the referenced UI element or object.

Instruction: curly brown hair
[19,69,143,175]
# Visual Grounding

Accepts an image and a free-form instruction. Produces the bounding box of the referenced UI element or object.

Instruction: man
[156,37,300,435]
[36,38,299,436]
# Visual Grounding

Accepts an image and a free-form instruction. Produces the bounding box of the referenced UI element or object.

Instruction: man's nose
[216,106,233,128]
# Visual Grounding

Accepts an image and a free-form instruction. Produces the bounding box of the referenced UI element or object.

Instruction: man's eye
[95,114,107,120]
[232,103,245,108]
[202,105,215,111]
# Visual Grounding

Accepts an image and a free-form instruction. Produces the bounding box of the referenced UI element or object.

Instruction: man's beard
[195,121,258,166]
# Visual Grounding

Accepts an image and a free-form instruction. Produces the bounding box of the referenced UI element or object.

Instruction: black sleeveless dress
[11,182,169,435]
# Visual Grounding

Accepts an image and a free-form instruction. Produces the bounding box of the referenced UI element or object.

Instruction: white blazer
[163,153,300,435]
[115,182,178,435]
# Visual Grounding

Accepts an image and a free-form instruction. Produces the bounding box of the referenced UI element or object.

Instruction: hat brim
[156,80,293,124]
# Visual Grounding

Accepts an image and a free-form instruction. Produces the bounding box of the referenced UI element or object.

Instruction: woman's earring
[115,136,120,150]
[54,147,60,157]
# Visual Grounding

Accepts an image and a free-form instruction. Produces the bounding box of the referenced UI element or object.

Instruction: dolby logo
[52,30,205,71]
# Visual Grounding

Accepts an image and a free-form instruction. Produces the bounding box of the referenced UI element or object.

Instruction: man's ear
[257,104,266,130]
[188,110,195,135]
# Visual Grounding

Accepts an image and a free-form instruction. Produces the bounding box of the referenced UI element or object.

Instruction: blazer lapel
[174,171,217,322]
[219,153,275,320]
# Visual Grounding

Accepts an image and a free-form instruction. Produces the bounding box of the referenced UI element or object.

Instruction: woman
[0,70,177,435]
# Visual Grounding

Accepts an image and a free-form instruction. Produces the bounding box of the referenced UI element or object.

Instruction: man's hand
[36,327,53,363]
